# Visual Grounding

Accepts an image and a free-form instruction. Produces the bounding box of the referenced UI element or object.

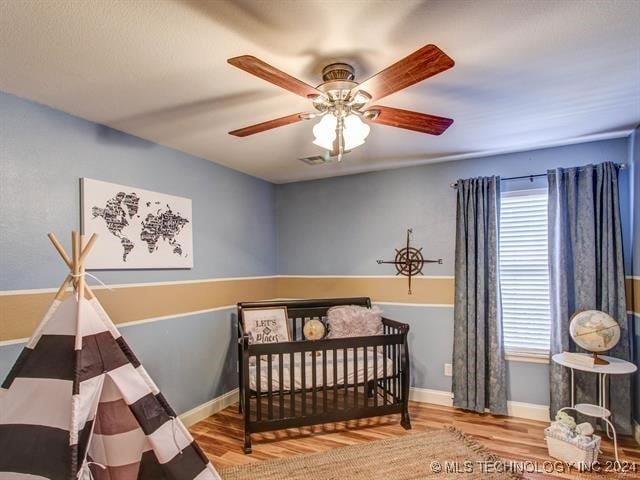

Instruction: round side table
[551,353,637,462]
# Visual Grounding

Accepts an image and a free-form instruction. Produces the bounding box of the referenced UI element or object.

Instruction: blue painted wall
[0,92,276,290]
[276,138,631,276]
[276,137,632,406]
[1,90,635,416]
[632,126,640,278]
[629,125,640,424]
[0,92,275,414]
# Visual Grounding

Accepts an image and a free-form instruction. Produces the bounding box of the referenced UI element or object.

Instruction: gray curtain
[452,176,508,415]
[548,161,631,434]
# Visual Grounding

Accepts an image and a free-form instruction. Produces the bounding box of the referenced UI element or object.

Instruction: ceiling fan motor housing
[321,62,355,81]
[315,63,358,104]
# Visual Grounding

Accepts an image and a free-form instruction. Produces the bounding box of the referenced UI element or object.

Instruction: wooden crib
[237,297,411,453]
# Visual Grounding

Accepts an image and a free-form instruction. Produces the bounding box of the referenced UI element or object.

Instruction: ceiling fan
[228,44,454,161]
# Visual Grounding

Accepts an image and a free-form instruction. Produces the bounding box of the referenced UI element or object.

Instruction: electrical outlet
[444,363,452,377]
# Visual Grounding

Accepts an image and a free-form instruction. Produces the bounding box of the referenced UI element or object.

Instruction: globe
[303,319,326,341]
[569,310,620,362]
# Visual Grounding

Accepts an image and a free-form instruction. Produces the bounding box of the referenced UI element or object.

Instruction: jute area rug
[220,427,521,480]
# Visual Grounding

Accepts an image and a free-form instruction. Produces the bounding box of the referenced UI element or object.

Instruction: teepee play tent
[0,232,220,480]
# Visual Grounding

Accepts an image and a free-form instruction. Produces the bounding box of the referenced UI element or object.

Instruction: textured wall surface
[630,125,640,424]
[0,90,635,417]
[0,92,276,414]
[0,92,276,290]
[277,138,631,276]
[276,138,632,406]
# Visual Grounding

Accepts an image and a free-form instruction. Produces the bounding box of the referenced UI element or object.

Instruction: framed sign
[242,307,291,344]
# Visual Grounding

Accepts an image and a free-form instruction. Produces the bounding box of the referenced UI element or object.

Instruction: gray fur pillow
[326,305,383,338]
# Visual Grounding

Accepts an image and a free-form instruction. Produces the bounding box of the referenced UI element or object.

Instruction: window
[499,189,551,357]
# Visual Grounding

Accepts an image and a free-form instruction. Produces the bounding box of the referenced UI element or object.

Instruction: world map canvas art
[81,178,193,269]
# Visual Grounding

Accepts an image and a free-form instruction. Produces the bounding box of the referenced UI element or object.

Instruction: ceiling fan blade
[228,113,304,137]
[353,45,454,102]
[228,55,321,98]
[365,105,453,135]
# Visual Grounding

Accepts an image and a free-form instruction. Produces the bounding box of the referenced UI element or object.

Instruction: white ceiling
[1,0,639,183]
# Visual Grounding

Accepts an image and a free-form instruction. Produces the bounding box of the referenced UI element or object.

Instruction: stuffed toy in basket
[544,411,600,469]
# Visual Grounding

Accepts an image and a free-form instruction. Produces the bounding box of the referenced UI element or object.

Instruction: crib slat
[290,352,295,417]
[382,348,387,405]
[392,343,397,401]
[256,355,262,421]
[267,354,273,419]
[312,349,317,414]
[353,347,358,407]
[278,353,284,419]
[363,345,368,407]
[373,346,378,407]
[343,348,348,407]
[322,348,328,412]
[333,348,338,411]
[301,351,306,416]
[397,342,401,402]
[397,341,401,403]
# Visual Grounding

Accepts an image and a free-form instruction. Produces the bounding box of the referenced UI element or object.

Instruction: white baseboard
[409,387,454,406]
[180,388,239,428]
[507,400,550,422]
[409,387,550,422]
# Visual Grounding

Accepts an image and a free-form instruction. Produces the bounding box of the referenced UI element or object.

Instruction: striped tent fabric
[0,294,220,480]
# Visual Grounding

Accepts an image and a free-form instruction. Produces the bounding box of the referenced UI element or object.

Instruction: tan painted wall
[2,276,637,342]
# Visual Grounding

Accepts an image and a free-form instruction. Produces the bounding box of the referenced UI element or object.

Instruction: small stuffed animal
[555,411,577,431]
[576,422,594,436]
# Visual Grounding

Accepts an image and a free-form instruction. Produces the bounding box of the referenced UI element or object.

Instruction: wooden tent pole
[79,234,96,300]
[71,231,80,292]
[50,232,79,299]
[48,232,97,300]
[72,231,84,351]
[75,231,86,300]
[48,233,73,269]
[54,275,73,301]
[71,231,79,270]
[79,233,98,264]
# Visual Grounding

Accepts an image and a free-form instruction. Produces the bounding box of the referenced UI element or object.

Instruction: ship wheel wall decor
[376,229,442,294]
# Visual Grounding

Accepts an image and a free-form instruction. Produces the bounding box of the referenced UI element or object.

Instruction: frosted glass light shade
[312,114,337,150]
[312,113,370,152]
[343,114,370,150]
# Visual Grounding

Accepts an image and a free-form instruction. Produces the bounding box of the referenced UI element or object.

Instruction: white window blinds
[499,189,551,356]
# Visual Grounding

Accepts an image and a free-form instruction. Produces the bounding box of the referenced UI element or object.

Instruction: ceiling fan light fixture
[349,90,372,107]
[343,114,370,150]
[228,45,455,150]
[312,113,337,150]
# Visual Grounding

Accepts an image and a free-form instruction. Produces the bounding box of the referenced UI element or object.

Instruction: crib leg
[366,380,375,398]
[401,410,412,430]
[243,433,252,454]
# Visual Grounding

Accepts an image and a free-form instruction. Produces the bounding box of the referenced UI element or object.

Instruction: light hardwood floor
[190,401,640,479]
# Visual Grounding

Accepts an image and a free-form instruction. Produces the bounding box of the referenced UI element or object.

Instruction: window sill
[505,352,550,364]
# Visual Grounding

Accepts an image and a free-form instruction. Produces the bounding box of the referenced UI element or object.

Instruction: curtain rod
[449,163,626,189]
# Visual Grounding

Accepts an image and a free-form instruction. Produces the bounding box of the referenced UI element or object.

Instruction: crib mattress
[248,349,396,392]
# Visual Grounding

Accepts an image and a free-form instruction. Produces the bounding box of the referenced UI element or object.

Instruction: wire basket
[544,427,601,468]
